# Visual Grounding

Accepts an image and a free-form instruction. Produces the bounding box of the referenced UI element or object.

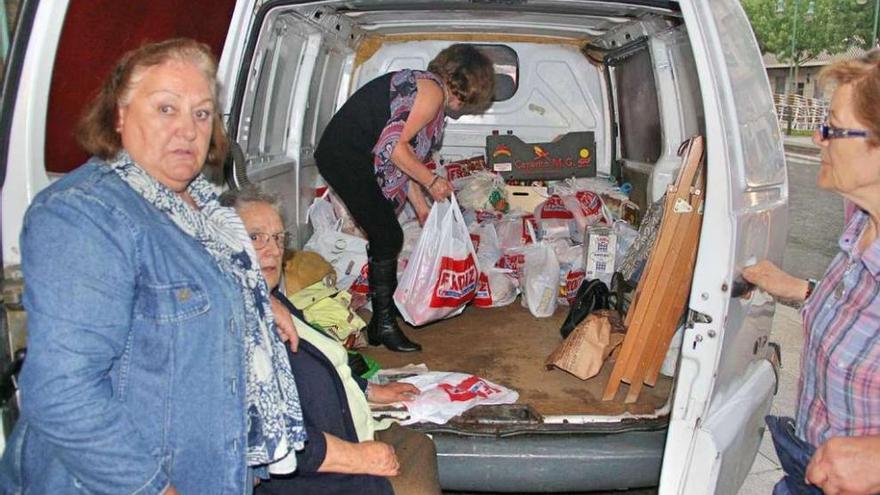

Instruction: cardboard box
[486,131,596,180]
[506,184,549,213]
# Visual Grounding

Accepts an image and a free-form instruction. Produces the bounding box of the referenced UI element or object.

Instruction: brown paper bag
[545,313,624,380]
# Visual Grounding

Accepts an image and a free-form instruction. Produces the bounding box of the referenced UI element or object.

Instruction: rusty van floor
[361,304,671,418]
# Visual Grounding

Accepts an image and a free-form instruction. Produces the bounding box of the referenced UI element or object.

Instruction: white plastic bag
[453,171,507,212]
[398,372,519,425]
[533,194,575,241]
[561,190,613,242]
[495,214,536,251]
[307,193,339,234]
[394,194,480,326]
[474,267,518,308]
[556,243,585,306]
[328,190,367,239]
[519,223,560,318]
[303,230,368,291]
[469,222,502,269]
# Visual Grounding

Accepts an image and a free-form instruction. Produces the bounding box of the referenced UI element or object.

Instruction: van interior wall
[45,0,236,174]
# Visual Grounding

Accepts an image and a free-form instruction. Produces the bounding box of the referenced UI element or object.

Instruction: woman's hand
[426,176,453,202]
[270,297,299,352]
[806,436,880,495]
[367,382,421,404]
[320,434,400,476]
[742,260,810,302]
[356,441,400,477]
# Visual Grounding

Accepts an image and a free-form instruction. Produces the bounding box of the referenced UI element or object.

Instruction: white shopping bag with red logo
[561,190,611,241]
[394,194,480,326]
[534,194,575,241]
[397,371,519,425]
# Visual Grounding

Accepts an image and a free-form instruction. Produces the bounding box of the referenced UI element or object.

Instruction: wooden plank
[623,176,703,402]
[625,149,705,401]
[642,195,704,386]
[604,136,705,402]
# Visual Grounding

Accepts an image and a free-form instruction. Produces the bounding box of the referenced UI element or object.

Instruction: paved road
[782,154,844,279]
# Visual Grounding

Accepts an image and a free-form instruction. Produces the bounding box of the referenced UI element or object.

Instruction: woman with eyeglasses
[744,50,880,495]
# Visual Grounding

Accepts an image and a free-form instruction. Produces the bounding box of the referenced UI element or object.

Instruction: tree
[742,0,875,66]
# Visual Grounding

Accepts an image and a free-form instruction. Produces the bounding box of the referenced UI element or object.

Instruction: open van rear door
[0,0,259,448]
[658,0,788,493]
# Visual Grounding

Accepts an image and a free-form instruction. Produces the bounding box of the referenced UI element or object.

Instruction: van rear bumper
[430,428,667,492]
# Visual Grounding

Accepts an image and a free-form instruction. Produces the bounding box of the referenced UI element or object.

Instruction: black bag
[560,279,610,338]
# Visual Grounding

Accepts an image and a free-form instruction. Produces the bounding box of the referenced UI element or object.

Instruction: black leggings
[316,150,404,262]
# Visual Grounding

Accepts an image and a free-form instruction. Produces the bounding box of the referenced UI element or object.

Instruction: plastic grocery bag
[303,229,368,291]
[519,222,560,318]
[394,194,480,326]
[534,194,575,241]
[307,192,339,234]
[397,371,519,425]
[474,267,518,308]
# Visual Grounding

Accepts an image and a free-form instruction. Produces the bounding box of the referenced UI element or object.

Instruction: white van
[0,1,787,493]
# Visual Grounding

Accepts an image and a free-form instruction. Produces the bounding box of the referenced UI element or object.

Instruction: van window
[614,47,661,164]
[474,44,518,101]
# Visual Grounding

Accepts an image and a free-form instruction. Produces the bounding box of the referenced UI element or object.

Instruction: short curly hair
[428,44,496,114]
[75,38,229,167]
[820,49,880,148]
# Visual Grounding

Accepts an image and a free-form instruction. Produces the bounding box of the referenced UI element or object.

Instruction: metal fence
[773,93,829,133]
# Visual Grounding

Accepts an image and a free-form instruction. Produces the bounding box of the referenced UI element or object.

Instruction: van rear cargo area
[362,304,672,425]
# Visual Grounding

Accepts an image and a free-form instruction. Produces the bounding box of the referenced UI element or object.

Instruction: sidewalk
[739,304,803,494]
[783,135,820,157]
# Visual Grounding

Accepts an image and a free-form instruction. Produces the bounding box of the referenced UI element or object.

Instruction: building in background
[763,46,866,132]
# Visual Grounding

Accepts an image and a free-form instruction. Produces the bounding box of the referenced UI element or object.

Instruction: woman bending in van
[315,44,495,352]
[222,186,441,495]
[744,50,880,495]
[0,39,306,494]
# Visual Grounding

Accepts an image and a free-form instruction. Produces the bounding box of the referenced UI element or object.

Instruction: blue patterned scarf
[108,151,306,472]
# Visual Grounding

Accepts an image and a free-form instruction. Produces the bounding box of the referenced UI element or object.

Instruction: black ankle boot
[366,257,422,352]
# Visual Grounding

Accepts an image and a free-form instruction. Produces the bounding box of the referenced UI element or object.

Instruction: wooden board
[603,136,706,403]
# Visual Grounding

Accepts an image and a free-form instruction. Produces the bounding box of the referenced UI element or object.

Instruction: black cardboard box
[486,131,596,180]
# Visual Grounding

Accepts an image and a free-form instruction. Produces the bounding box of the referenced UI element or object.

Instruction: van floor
[362,304,672,418]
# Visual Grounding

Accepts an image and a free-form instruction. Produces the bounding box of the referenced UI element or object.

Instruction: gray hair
[218,185,283,218]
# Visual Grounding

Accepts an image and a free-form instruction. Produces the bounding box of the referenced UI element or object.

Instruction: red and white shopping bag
[394,194,480,325]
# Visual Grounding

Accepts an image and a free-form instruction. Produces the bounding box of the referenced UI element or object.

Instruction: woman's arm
[406,185,431,225]
[389,79,453,201]
[318,433,400,477]
[742,260,811,302]
[19,194,170,494]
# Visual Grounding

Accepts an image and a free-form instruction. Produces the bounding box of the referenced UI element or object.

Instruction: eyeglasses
[817,123,870,141]
[249,231,289,250]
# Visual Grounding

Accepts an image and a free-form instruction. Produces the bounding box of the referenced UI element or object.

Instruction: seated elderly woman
[220,186,441,495]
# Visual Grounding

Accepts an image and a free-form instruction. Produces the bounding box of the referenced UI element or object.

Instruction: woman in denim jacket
[0,39,306,494]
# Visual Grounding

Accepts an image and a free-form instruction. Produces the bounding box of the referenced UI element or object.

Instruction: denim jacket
[0,160,251,494]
